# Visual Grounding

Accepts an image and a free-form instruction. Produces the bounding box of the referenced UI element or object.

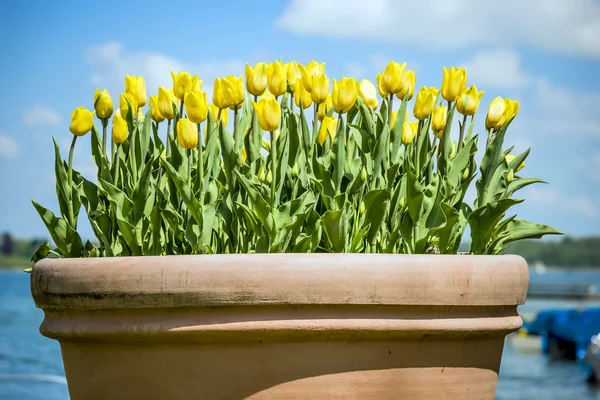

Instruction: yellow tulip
[210,104,228,126]
[318,116,338,146]
[376,73,388,98]
[112,110,128,144]
[332,77,358,114]
[285,61,302,87]
[69,106,94,137]
[441,66,467,102]
[456,85,484,116]
[253,97,281,132]
[213,78,229,110]
[485,97,506,131]
[222,76,245,110]
[267,61,287,97]
[94,89,113,119]
[381,61,406,95]
[245,62,268,97]
[119,92,138,120]
[177,118,198,149]
[505,154,525,172]
[157,87,176,120]
[413,87,438,120]
[299,61,326,92]
[294,80,312,110]
[185,91,209,124]
[397,70,416,101]
[401,121,415,146]
[503,98,519,122]
[358,79,378,110]
[311,73,330,104]
[432,105,447,135]
[317,94,333,121]
[171,71,200,101]
[125,76,146,107]
[410,121,419,137]
[149,96,164,123]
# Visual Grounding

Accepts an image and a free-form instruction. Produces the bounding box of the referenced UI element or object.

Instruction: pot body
[31,254,528,399]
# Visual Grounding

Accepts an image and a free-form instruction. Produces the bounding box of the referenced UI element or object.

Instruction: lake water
[2,268,600,399]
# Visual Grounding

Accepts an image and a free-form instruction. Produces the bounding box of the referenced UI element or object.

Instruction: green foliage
[32,96,561,259]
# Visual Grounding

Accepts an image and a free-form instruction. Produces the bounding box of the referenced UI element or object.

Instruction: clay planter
[31,254,528,399]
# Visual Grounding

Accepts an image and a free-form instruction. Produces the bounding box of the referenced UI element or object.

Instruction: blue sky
[0,0,599,240]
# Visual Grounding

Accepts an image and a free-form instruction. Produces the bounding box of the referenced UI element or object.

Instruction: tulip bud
[397,70,416,101]
[360,167,367,182]
[119,92,138,120]
[253,97,281,132]
[441,66,467,102]
[185,91,209,124]
[267,61,287,97]
[149,96,164,123]
[506,169,515,184]
[317,94,332,121]
[158,87,175,120]
[318,116,338,146]
[462,167,470,181]
[285,61,302,88]
[240,147,247,165]
[160,149,167,163]
[485,97,507,131]
[432,105,447,134]
[69,106,94,137]
[332,77,358,114]
[359,201,366,214]
[94,89,113,119]
[299,61,325,92]
[223,76,245,110]
[171,71,200,101]
[258,166,266,183]
[456,85,484,116]
[112,110,128,144]
[311,73,330,104]
[358,79,378,110]
[401,121,415,146]
[505,154,525,172]
[399,196,406,208]
[213,78,229,110]
[266,170,273,184]
[125,76,147,107]
[294,80,313,110]
[262,138,271,152]
[245,62,268,97]
[381,61,406,95]
[292,163,299,178]
[177,118,198,149]
[413,87,438,120]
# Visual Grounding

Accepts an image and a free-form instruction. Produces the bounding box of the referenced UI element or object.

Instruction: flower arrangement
[31,60,561,260]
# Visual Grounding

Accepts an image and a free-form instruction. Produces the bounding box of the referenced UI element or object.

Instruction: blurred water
[2,268,600,399]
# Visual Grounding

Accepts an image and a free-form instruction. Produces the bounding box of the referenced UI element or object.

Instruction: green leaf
[234,170,276,239]
[98,178,141,255]
[506,177,546,197]
[332,116,346,192]
[321,208,348,252]
[468,198,523,254]
[32,201,83,258]
[362,189,389,244]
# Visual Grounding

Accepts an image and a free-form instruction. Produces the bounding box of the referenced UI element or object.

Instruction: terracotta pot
[31,254,528,399]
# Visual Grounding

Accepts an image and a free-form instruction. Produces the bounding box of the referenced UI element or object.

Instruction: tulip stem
[166,119,172,156]
[486,128,494,149]
[187,149,192,184]
[270,129,277,207]
[67,135,78,227]
[415,120,423,176]
[290,92,294,112]
[312,105,318,149]
[387,95,393,126]
[114,144,121,187]
[197,123,203,192]
[458,114,467,150]
[179,101,185,120]
[233,108,240,150]
[101,119,108,157]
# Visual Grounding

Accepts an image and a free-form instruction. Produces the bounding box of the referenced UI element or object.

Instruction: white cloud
[276,0,600,58]
[461,50,532,89]
[22,105,62,127]
[0,135,19,159]
[567,196,597,218]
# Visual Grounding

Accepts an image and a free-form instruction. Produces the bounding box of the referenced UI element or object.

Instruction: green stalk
[458,114,467,150]
[67,135,78,227]
[101,119,108,156]
[290,92,294,112]
[387,95,393,126]
[197,122,203,192]
[114,144,121,187]
[415,120,423,176]
[166,119,172,156]
[187,149,192,184]
[270,129,277,207]
[312,104,318,148]
[233,107,239,150]
[179,100,185,120]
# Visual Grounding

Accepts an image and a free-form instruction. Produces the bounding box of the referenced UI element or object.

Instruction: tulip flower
[158,87,176,120]
[317,94,333,121]
[69,106,94,137]
[413,87,438,120]
[358,79,378,110]
[171,71,200,101]
[294,80,312,110]
[245,62,268,97]
[185,91,209,124]
[380,61,406,95]
[177,118,198,149]
[311,73,330,104]
[223,76,245,110]
[267,61,287,97]
[149,96,165,123]
[332,77,358,114]
[210,104,228,126]
[485,97,506,131]
[397,70,416,101]
[125,76,147,107]
[503,98,519,122]
[505,154,525,172]
[401,121,416,146]
[318,116,338,146]
[94,89,113,119]
[119,92,138,120]
[285,61,302,88]
[213,78,229,110]
[441,66,467,103]
[112,110,128,144]
[376,73,388,98]
[456,85,484,116]
[253,97,281,132]
[432,105,447,135]
[299,61,326,92]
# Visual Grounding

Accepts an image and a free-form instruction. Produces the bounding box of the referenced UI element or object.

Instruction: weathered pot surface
[31,254,529,400]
